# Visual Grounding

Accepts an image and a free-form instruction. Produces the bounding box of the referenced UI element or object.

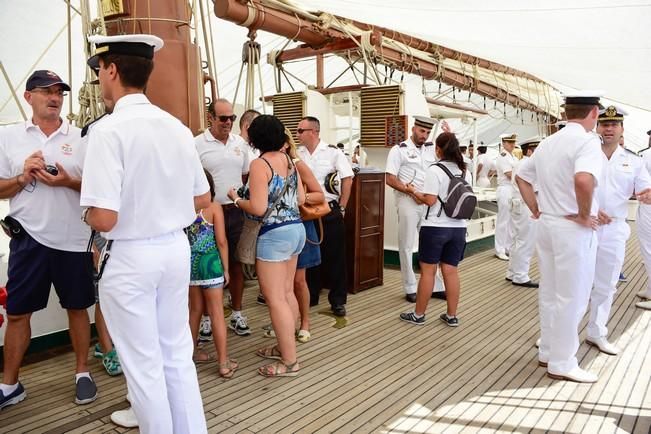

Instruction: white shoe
[636,300,651,310]
[586,336,619,355]
[636,290,651,300]
[547,367,598,383]
[111,407,139,428]
[534,338,540,348]
[495,253,509,261]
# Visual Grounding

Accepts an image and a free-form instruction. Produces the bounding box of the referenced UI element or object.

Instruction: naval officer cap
[561,90,604,107]
[598,105,628,122]
[413,115,436,130]
[87,34,164,70]
[519,136,541,153]
[499,133,517,142]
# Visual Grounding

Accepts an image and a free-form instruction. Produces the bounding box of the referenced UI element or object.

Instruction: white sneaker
[111,407,138,428]
[495,253,509,261]
[586,336,619,355]
[534,338,541,348]
[547,367,598,383]
[636,300,651,310]
[198,315,212,342]
[636,290,651,300]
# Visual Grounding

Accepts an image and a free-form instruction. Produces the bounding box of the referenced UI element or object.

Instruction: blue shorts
[257,221,306,262]
[418,226,467,266]
[297,220,321,269]
[6,230,95,315]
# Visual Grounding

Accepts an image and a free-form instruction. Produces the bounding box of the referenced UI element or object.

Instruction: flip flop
[193,350,215,364]
[255,345,282,360]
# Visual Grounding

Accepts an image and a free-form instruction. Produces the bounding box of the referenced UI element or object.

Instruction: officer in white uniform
[385,116,437,302]
[588,106,651,347]
[495,133,518,260]
[297,116,354,316]
[81,35,209,434]
[516,91,604,383]
[506,137,541,288]
[475,145,493,188]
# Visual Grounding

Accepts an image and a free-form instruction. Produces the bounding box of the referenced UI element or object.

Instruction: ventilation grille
[360,85,403,147]
[272,92,305,137]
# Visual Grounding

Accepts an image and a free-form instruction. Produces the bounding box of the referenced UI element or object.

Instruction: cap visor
[87,55,100,70]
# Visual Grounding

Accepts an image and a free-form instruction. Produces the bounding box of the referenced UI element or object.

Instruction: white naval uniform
[80,94,209,434]
[475,153,493,188]
[506,156,537,284]
[589,147,651,340]
[297,140,355,202]
[517,123,603,375]
[638,151,651,298]
[385,139,437,294]
[495,150,517,256]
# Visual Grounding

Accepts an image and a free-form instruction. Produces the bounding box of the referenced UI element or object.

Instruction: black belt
[222,203,238,211]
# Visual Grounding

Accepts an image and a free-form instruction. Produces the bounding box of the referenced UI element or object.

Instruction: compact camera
[45,165,59,176]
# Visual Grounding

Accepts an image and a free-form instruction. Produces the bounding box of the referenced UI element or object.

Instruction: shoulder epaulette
[327,144,338,149]
[424,142,434,147]
[500,152,506,157]
[624,147,639,156]
[399,142,407,148]
[81,113,109,137]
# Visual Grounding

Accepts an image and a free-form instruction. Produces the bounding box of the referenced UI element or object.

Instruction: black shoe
[399,311,425,325]
[331,305,347,317]
[439,313,459,327]
[512,280,539,288]
[505,277,512,282]
[431,291,446,300]
[75,376,98,405]
[405,293,417,303]
[256,293,266,305]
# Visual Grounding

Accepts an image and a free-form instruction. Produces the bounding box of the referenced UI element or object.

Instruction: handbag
[299,189,330,221]
[235,160,294,265]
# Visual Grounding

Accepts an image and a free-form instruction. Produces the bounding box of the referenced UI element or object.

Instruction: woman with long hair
[400,132,470,327]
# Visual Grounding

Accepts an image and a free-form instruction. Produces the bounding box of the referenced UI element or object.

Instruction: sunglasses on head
[216,114,237,123]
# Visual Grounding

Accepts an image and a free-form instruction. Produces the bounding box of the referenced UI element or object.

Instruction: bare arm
[515,175,540,218]
[339,176,353,209]
[211,204,229,285]
[33,162,81,192]
[414,192,437,207]
[503,170,512,181]
[386,173,422,204]
[0,151,46,199]
[476,163,483,176]
[86,207,119,233]
[194,191,211,211]
[296,161,325,204]
[227,159,269,216]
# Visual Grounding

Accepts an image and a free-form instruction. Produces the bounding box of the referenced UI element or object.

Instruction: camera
[45,165,59,176]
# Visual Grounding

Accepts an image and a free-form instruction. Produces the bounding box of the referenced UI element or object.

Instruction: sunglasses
[215,114,237,123]
[296,128,314,134]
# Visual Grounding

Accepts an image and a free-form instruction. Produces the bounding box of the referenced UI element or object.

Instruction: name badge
[617,163,632,173]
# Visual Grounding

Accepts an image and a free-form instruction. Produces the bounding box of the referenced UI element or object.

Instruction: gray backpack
[426,163,477,220]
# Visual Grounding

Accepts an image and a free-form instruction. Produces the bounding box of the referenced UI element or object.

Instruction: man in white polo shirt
[195,98,252,336]
[0,70,96,410]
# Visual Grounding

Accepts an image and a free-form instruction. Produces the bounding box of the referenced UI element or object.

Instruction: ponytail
[435,132,466,171]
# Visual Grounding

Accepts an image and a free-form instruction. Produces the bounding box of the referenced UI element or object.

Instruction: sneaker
[0,383,26,410]
[102,348,123,376]
[399,311,425,325]
[199,315,213,342]
[229,315,252,336]
[619,272,627,282]
[439,313,459,327]
[257,293,266,305]
[93,343,103,359]
[111,406,139,428]
[75,376,98,405]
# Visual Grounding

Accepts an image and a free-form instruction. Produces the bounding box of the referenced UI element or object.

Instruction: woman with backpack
[399,132,473,327]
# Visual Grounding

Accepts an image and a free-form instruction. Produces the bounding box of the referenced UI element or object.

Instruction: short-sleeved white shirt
[80,94,209,240]
[297,140,355,202]
[385,138,437,194]
[195,130,249,204]
[421,161,472,228]
[475,153,493,179]
[517,122,603,217]
[0,120,89,251]
[598,146,651,219]
[496,151,517,187]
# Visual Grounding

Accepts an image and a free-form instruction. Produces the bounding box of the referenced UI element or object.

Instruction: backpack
[426,163,477,220]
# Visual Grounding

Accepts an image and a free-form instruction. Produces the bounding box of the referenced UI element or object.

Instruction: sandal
[218,359,239,379]
[258,360,300,377]
[263,328,276,338]
[255,345,282,360]
[193,349,215,364]
[296,329,311,343]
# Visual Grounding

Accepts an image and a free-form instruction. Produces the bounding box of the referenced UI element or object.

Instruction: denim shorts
[297,220,321,269]
[256,221,306,262]
[418,226,467,266]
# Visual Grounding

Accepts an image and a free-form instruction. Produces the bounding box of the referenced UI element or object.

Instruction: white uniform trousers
[495,185,514,256]
[396,194,425,294]
[506,198,537,283]
[99,231,207,434]
[587,220,630,340]
[637,205,651,297]
[477,177,491,188]
[537,215,597,374]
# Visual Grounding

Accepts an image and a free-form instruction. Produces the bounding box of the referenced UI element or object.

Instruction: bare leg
[67,309,91,373]
[203,288,228,366]
[2,313,31,384]
[228,262,244,311]
[94,303,113,353]
[440,263,460,316]
[415,262,437,316]
[293,268,311,331]
[188,286,204,351]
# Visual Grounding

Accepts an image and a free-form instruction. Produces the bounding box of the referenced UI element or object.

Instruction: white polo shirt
[297,140,354,203]
[496,150,517,187]
[80,94,209,240]
[0,120,89,251]
[385,138,437,195]
[421,161,471,228]
[598,146,651,219]
[517,123,603,217]
[195,130,250,204]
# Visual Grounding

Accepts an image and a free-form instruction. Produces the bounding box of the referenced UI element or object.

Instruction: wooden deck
[1,231,651,433]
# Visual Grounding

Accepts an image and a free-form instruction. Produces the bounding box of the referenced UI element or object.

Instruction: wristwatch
[339,205,346,214]
[81,208,90,225]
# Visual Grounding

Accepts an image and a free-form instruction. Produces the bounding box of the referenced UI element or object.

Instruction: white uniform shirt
[511,156,538,198]
[517,123,603,217]
[598,146,651,219]
[195,131,250,204]
[0,120,89,251]
[475,153,494,179]
[80,94,209,240]
[385,138,437,195]
[297,140,354,203]
[421,161,472,228]
[496,151,517,187]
